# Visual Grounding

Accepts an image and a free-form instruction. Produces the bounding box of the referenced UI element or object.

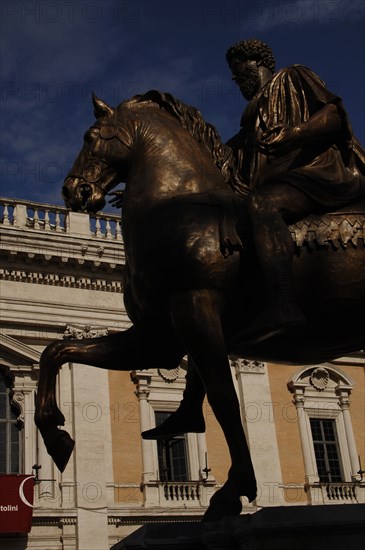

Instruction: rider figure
[142,39,365,440]
[226,38,365,341]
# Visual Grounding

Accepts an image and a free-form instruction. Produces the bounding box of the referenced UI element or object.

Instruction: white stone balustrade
[0,198,125,286]
[140,480,214,508]
[306,482,365,504]
[0,197,122,240]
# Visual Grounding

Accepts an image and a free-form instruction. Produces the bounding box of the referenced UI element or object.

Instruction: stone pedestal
[112,504,365,549]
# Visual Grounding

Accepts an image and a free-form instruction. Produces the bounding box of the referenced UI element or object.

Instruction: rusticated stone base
[112,504,365,549]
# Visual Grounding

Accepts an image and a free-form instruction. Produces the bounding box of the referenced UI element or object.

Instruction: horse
[34,90,365,522]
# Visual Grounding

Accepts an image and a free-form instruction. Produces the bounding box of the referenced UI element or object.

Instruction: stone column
[339,394,361,479]
[135,384,160,506]
[136,388,155,482]
[293,394,318,484]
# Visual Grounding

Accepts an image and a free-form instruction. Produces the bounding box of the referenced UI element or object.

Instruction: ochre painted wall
[204,400,231,484]
[108,370,143,503]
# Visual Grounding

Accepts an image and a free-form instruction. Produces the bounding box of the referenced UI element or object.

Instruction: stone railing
[306,482,365,504]
[140,480,217,509]
[0,197,122,240]
[160,481,201,502]
[108,480,215,510]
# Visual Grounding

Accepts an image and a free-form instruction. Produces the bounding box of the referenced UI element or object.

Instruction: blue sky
[1,0,364,210]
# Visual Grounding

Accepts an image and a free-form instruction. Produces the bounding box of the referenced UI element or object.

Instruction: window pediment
[288,363,355,393]
[0,332,40,367]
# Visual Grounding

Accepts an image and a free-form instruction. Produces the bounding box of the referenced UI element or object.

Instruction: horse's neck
[126,137,225,202]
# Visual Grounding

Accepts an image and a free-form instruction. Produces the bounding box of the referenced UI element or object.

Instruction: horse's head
[63,95,129,213]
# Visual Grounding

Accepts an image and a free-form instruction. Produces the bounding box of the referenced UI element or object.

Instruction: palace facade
[0,198,364,549]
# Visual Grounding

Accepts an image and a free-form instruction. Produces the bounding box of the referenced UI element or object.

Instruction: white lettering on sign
[0,505,19,511]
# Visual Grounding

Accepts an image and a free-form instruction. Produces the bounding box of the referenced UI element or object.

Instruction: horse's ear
[92,93,114,119]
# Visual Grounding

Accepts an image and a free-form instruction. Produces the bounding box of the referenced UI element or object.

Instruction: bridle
[66,120,132,191]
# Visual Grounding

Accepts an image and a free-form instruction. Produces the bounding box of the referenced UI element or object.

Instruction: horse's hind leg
[35,326,184,472]
[169,289,257,521]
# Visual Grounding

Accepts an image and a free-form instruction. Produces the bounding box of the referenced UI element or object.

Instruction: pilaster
[231,357,285,506]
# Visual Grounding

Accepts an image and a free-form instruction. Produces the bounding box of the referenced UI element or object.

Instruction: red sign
[0,475,34,533]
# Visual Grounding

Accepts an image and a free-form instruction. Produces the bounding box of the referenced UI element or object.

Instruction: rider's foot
[233,298,306,346]
[142,405,205,440]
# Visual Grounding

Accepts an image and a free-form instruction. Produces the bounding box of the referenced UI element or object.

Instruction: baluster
[2,204,10,225]
[33,209,40,229]
[116,220,122,240]
[54,211,61,231]
[95,217,102,237]
[44,209,51,230]
[105,218,112,239]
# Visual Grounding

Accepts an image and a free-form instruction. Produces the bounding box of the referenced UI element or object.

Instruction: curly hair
[226,39,275,73]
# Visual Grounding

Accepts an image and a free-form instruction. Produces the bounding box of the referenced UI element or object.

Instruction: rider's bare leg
[239,182,317,343]
[142,357,206,439]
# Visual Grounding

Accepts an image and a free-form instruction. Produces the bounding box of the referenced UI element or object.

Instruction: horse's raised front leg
[35,326,184,472]
[169,289,257,522]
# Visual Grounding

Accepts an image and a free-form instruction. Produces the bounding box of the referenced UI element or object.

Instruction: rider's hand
[257,124,303,156]
[108,191,124,208]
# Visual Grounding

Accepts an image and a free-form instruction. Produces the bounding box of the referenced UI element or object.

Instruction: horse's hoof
[202,491,242,522]
[44,429,75,472]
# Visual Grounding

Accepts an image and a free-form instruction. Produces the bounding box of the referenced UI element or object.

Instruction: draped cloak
[230,65,365,210]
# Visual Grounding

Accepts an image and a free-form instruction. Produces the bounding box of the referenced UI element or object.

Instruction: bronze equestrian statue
[34,39,365,522]
[144,39,365,444]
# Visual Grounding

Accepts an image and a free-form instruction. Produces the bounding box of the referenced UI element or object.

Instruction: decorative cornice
[0,267,122,292]
[108,514,204,526]
[31,516,77,527]
[63,324,109,340]
[231,357,266,374]
[59,517,78,526]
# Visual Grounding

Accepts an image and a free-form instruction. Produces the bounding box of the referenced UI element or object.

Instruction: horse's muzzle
[62,178,106,214]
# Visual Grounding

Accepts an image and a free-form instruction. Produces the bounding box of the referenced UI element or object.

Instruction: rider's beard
[237,65,260,101]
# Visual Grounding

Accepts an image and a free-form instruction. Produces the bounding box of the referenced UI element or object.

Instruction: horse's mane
[123,90,247,194]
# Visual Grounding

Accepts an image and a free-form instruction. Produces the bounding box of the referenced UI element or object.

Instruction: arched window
[0,371,22,473]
